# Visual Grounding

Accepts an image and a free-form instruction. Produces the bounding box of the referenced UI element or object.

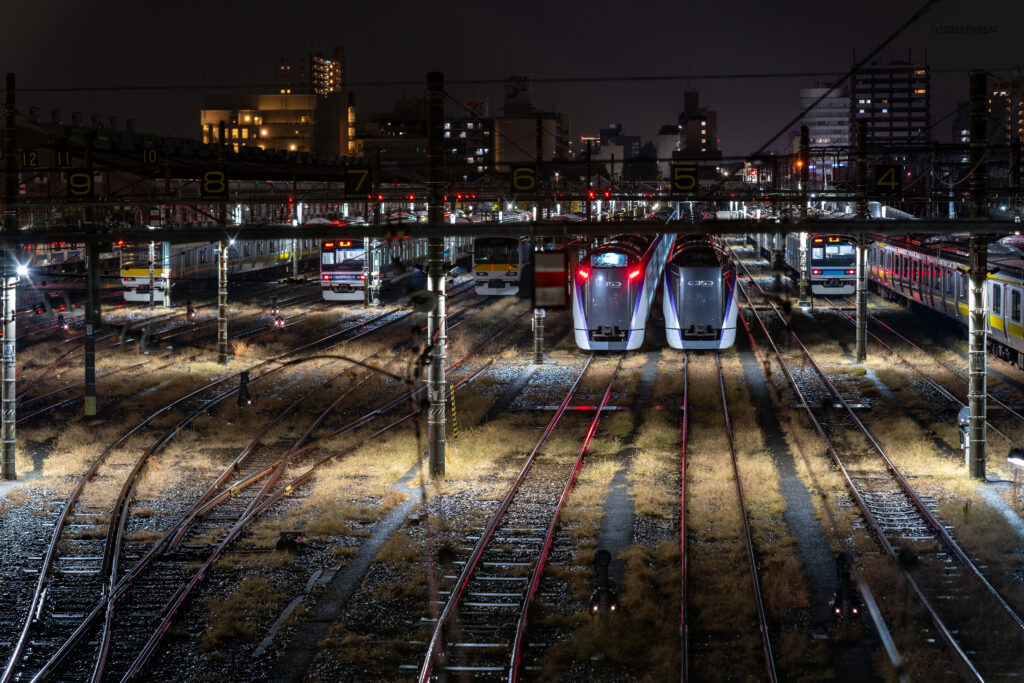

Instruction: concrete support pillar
[1,258,15,479]
[85,244,98,416]
[967,234,987,479]
[162,241,171,307]
[426,71,447,478]
[856,235,868,363]
[798,232,810,306]
[148,241,155,310]
[532,307,545,365]
[217,241,228,365]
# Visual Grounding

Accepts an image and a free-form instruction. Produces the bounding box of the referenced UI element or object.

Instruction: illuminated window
[289,144,297,151]
[261,129,268,137]
[242,129,248,139]
[914,89,926,94]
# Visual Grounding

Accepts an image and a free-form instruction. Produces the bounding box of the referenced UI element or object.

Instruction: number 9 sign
[67,171,93,199]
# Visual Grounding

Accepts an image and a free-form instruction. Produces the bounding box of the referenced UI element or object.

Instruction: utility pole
[533,116,545,364]
[585,139,592,222]
[797,127,811,306]
[855,119,868,362]
[84,131,98,417]
[217,121,228,365]
[426,72,447,478]
[967,70,988,480]
[1,73,17,478]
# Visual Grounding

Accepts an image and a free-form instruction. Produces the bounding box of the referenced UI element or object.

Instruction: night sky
[2,0,1020,158]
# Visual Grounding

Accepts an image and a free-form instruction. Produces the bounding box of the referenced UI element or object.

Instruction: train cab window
[1012,290,1021,323]
[591,252,629,268]
[992,283,1002,315]
[322,250,335,265]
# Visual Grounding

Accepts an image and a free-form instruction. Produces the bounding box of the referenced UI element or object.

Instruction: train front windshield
[321,241,363,269]
[475,239,519,265]
[811,239,855,267]
[590,252,629,268]
[122,244,162,269]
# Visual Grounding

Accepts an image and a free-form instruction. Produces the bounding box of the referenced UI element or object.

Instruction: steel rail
[2,303,417,681]
[417,354,595,683]
[715,353,778,681]
[735,253,1024,634]
[508,356,622,682]
[839,294,1024,431]
[734,281,983,680]
[37,297,513,680]
[680,352,688,683]
[121,357,499,681]
[825,298,1020,447]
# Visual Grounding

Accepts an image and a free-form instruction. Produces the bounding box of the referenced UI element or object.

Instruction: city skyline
[1,0,1020,157]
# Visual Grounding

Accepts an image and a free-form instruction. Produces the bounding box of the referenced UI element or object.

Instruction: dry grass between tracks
[199,575,286,650]
[684,353,767,680]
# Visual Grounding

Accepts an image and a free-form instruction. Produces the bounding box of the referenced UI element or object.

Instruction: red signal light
[588,191,595,199]
[603,191,610,198]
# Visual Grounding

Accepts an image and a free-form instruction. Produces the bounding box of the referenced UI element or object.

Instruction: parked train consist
[320,239,367,301]
[663,236,738,350]
[868,234,1024,366]
[572,233,675,351]
[749,232,857,295]
[472,236,531,296]
[121,237,318,303]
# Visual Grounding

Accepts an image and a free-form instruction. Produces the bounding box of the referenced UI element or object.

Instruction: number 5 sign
[671,165,698,194]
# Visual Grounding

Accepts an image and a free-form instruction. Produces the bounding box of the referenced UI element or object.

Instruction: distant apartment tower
[799,86,849,148]
[851,61,930,145]
[987,77,1024,145]
[279,46,344,97]
[675,91,720,159]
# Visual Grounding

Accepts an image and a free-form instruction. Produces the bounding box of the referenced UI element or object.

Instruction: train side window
[933,265,940,291]
[944,269,952,295]
[959,272,967,299]
[199,247,207,265]
[992,283,1003,315]
[257,241,264,256]
[1012,290,1021,323]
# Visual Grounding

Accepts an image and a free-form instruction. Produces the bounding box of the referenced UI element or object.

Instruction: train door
[990,281,1005,339]
[958,270,968,321]
[1010,288,1023,341]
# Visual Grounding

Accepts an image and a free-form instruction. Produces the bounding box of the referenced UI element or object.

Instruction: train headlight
[15,265,28,278]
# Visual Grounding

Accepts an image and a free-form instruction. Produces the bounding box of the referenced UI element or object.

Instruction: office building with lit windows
[850,61,930,145]
[200,93,345,156]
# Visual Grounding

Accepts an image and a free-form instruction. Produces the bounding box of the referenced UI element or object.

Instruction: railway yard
[1,239,1023,682]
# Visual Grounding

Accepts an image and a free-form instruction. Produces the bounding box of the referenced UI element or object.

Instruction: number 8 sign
[202,169,228,198]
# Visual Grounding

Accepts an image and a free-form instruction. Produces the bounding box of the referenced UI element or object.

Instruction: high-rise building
[987,77,1024,146]
[675,91,720,159]
[493,76,570,170]
[279,46,344,97]
[799,86,849,148]
[850,61,930,145]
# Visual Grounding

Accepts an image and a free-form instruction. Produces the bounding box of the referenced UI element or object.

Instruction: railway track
[734,273,1024,680]
[414,353,622,680]
[1,289,519,681]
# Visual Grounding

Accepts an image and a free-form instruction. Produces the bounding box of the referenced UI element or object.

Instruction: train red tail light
[359,273,366,280]
[628,268,641,280]
[845,269,856,275]
[322,274,331,280]
[812,269,822,275]
[578,267,590,280]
